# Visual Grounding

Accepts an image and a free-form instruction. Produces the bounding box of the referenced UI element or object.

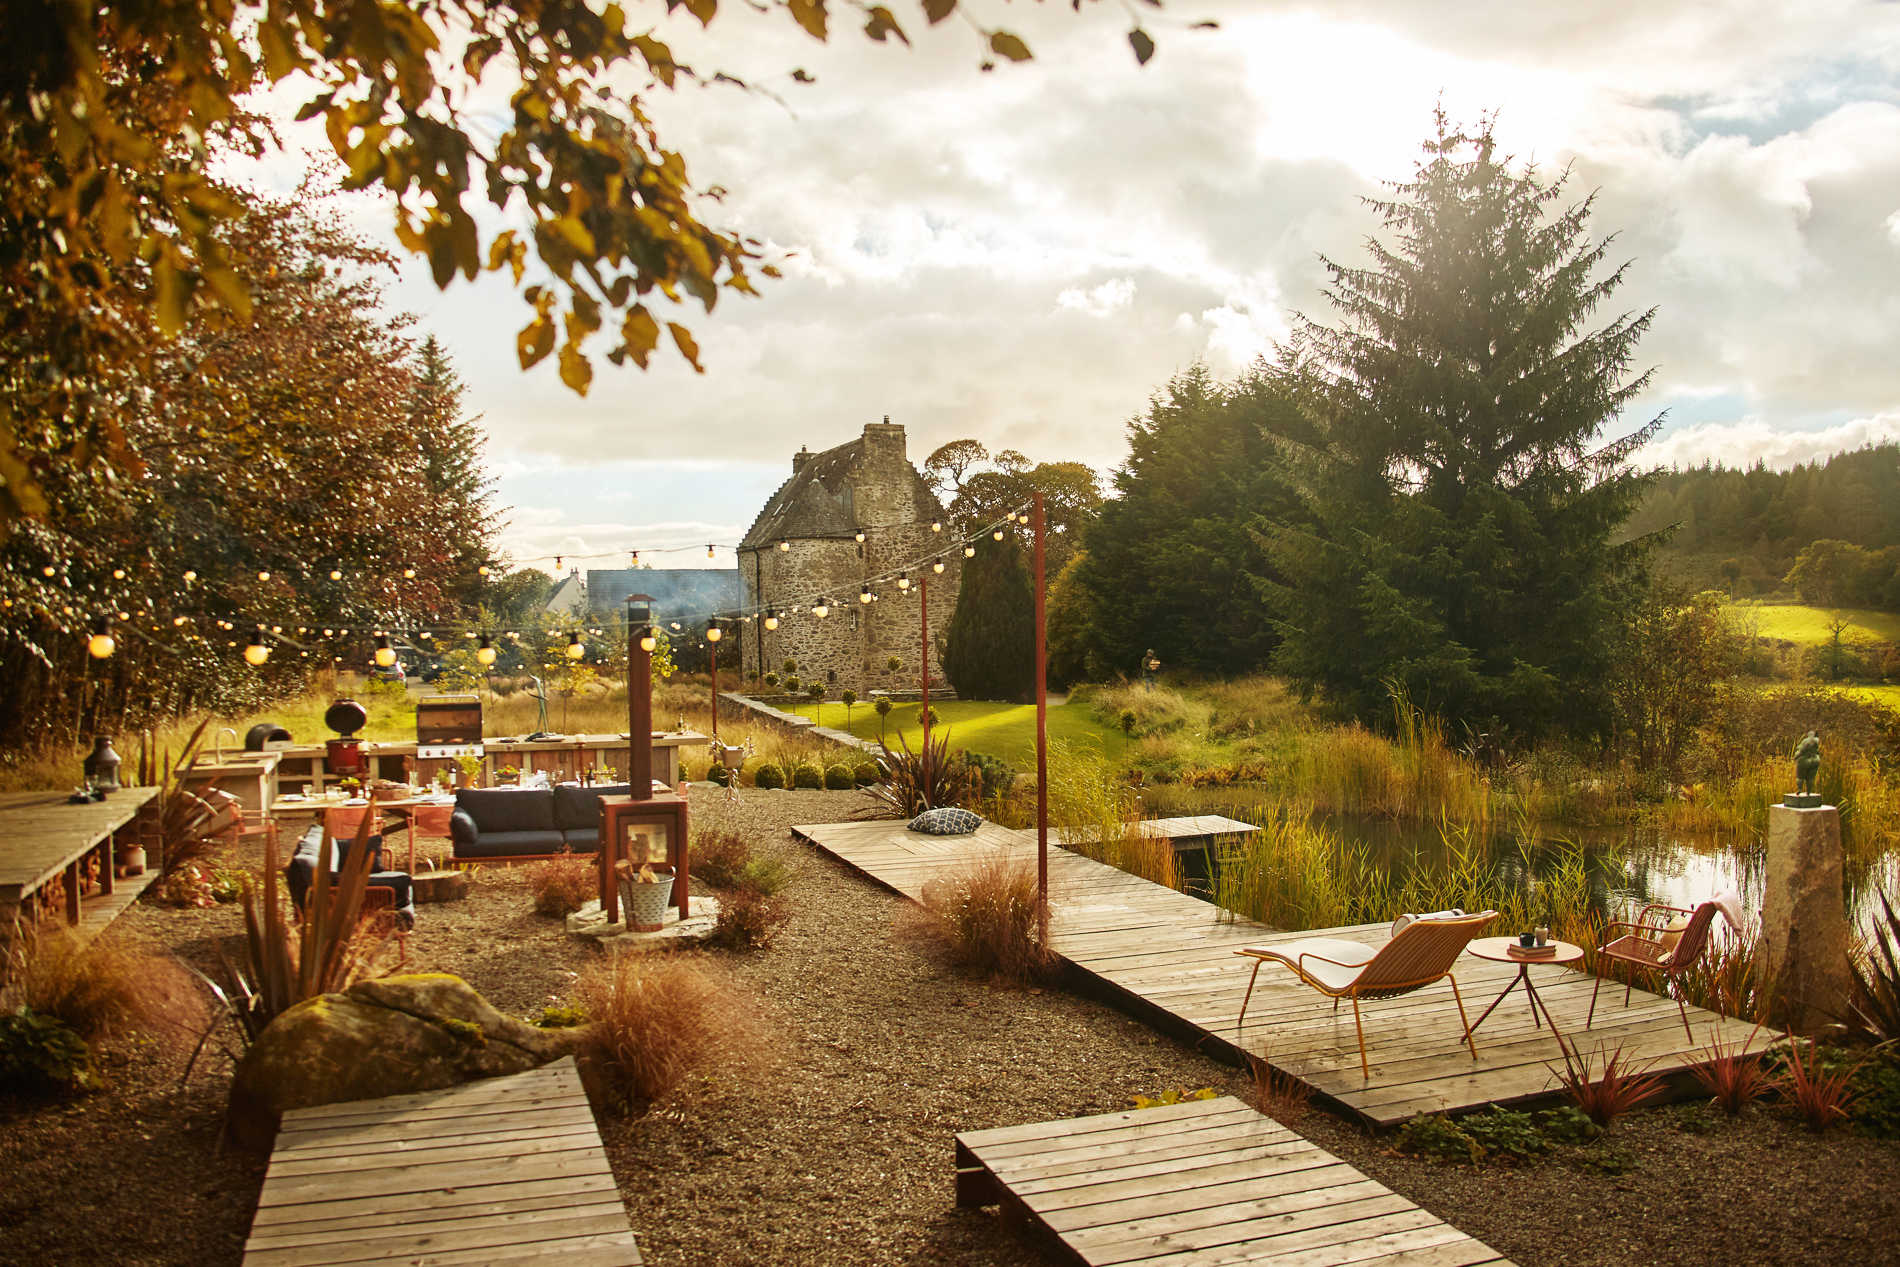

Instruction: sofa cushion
[561,827,602,852]
[553,783,631,831]
[455,787,556,834]
[450,809,480,845]
[285,825,386,909]
[452,829,566,858]
[908,806,982,836]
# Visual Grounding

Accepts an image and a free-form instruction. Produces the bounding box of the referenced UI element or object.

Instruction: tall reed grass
[1045,741,1179,889]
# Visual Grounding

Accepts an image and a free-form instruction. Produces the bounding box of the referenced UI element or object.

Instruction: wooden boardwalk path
[794,820,1769,1127]
[243,1057,641,1266]
[957,1096,1513,1266]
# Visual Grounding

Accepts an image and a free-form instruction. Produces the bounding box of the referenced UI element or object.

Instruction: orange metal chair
[325,805,371,840]
[403,804,455,874]
[1588,893,1741,1039]
[1234,911,1499,1077]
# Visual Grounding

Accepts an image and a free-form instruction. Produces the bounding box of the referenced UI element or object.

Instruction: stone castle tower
[738,419,962,695]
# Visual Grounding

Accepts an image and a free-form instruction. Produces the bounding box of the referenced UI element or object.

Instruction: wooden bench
[243,1057,641,1266]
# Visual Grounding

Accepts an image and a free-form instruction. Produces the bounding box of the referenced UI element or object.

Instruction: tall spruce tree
[409,335,497,604]
[1072,364,1310,678]
[1256,113,1660,738]
[942,536,1036,703]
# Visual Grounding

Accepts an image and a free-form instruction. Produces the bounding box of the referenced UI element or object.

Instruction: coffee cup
[1518,932,1537,948]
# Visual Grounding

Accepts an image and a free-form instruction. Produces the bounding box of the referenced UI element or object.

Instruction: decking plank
[243,1057,639,1265]
[956,1098,1509,1267]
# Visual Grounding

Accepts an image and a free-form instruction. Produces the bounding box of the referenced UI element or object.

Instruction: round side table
[1464,936,1584,1035]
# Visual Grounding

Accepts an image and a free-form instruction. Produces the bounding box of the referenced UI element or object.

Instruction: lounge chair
[1234,910,1499,1077]
[1587,893,1742,1039]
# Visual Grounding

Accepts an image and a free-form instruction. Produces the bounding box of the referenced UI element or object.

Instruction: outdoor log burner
[598,594,691,924]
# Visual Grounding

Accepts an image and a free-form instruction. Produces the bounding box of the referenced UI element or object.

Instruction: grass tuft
[528,849,597,917]
[919,850,1054,983]
[574,956,759,1114]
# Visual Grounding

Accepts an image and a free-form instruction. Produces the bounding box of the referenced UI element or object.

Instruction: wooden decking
[1138,815,1260,852]
[957,1096,1514,1266]
[243,1057,641,1266]
[793,819,1770,1127]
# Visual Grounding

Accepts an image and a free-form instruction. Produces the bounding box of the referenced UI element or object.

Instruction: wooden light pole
[1033,492,1049,939]
[919,567,931,799]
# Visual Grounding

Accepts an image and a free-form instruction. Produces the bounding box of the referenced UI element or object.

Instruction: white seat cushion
[1243,937,1377,992]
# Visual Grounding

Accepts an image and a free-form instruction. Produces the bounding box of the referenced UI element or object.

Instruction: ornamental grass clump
[529,848,596,917]
[919,850,1053,984]
[574,956,757,1113]
[1777,1039,1862,1131]
[1550,1034,1668,1127]
[1690,1024,1773,1115]
[2,932,203,1046]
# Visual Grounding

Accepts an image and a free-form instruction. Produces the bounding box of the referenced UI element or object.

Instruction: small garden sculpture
[1788,729,1823,807]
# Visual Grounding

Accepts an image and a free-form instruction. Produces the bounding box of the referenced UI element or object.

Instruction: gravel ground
[3,785,1897,1266]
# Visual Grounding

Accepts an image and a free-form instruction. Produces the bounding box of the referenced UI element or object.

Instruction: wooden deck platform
[1138,816,1261,852]
[793,819,1769,1127]
[957,1096,1514,1266]
[243,1057,641,1266]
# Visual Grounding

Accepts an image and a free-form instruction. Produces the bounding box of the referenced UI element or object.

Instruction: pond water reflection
[1151,785,1899,937]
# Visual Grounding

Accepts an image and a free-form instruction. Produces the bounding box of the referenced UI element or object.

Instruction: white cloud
[1056,278,1137,317]
[227,0,1900,536]
[1641,414,1900,470]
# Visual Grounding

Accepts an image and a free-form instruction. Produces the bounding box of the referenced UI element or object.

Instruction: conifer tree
[942,536,1036,703]
[1256,112,1660,737]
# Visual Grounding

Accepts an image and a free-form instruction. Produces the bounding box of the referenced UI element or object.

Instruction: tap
[214,727,239,764]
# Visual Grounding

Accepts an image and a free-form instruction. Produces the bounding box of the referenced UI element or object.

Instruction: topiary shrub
[961,750,1015,801]
[753,763,786,790]
[705,762,729,786]
[792,762,824,789]
[784,675,800,694]
[854,760,880,785]
[823,763,854,789]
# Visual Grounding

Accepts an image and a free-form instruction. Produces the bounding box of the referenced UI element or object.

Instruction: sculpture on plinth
[1785,729,1823,808]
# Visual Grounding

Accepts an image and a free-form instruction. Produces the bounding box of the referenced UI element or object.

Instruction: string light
[931,520,942,533]
[859,584,873,604]
[403,567,416,579]
[258,570,271,581]
[992,528,1005,540]
[478,565,490,577]
[639,626,657,653]
[41,565,55,577]
[778,541,790,552]
[565,631,585,660]
[183,570,197,583]
[932,558,945,573]
[854,531,865,543]
[812,598,830,619]
[706,544,716,559]
[964,544,975,557]
[705,619,722,643]
[173,615,190,626]
[87,615,115,659]
[111,569,125,580]
[896,574,910,591]
[476,634,497,667]
[763,611,779,630]
[374,634,396,668]
[244,625,271,666]
[330,569,343,580]
[629,551,638,566]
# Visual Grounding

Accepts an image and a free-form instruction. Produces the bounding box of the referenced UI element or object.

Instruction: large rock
[229,973,577,1150]
[1761,804,1854,1034]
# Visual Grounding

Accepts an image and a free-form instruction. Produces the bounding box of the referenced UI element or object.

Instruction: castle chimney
[862,417,906,459]
[792,444,812,473]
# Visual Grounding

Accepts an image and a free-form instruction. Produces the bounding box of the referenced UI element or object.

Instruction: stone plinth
[1761,803,1854,1033]
[566,891,721,950]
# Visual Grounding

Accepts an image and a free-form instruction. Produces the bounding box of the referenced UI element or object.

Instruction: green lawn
[1728,602,1900,645]
[788,698,1131,766]
[1835,683,1900,710]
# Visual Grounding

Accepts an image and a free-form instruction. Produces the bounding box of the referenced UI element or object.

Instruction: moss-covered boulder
[228,973,577,1150]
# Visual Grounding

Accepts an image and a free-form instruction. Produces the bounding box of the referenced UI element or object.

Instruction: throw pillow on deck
[908,807,982,836]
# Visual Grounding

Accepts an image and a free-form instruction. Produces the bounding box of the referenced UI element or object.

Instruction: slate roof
[738,435,866,549]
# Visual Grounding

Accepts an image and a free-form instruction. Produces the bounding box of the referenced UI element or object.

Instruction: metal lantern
[83,735,122,791]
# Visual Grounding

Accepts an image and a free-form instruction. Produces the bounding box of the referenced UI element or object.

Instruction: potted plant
[454,752,484,788]
[614,859,675,932]
[496,764,522,786]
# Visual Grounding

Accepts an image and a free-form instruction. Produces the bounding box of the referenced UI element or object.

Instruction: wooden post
[709,635,720,741]
[1033,492,1048,941]
[920,568,931,801]
[627,602,653,795]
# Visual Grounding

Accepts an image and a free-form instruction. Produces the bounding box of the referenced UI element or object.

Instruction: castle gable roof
[739,435,864,549]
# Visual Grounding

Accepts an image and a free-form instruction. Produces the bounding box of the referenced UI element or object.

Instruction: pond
[1145,783,1900,937]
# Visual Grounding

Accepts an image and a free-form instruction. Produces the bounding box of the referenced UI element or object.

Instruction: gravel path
[3,785,1897,1266]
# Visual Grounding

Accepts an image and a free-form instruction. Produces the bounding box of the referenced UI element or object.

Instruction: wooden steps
[957,1097,1513,1266]
[793,819,1772,1127]
[243,1057,640,1266]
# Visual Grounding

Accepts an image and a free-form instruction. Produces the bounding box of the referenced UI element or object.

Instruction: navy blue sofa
[449,784,631,861]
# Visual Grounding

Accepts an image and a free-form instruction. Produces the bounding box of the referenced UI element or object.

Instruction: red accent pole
[920,568,931,804]
[1034,492,1048,942]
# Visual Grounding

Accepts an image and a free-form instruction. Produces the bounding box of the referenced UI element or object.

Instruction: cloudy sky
[289,0,1900,567]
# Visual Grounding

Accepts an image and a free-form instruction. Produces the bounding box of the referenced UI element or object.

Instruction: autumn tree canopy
[2,0,1183,544]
